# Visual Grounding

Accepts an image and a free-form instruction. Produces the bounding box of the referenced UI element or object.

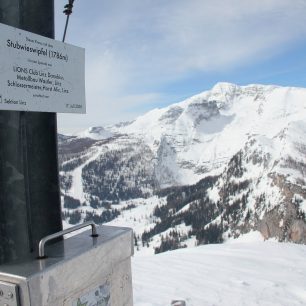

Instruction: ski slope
[132,233,306,306]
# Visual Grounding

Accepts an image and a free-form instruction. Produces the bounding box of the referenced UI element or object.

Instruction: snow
[207,186,220,203]
[294,194,306,214]
[132,241,306,306]
[76,126,113,140]
[107,197,164,238]
[67,147,104,203]
[225,230,264,243]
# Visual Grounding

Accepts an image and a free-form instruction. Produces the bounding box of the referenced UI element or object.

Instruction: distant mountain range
[59,82,306,253]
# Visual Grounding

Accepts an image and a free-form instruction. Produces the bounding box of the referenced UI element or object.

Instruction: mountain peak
[77,126,113,140]
[211,82,238,92]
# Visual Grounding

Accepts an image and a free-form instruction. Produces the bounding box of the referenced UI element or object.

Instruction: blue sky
[55,0,306,133]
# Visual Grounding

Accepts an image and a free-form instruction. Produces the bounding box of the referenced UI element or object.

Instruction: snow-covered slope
[108,82,306,186]
[133,236,306,306]
[59,83,306,249]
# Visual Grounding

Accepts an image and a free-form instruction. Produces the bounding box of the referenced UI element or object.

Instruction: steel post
[0,0,62,263]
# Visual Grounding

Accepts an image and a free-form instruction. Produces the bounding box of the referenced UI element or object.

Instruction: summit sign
[0,23,85,113]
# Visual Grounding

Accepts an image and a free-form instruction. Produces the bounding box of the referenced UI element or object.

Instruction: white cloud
[55,0,306,131]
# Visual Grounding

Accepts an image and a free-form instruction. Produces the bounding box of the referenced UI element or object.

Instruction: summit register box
[0,224,134,306]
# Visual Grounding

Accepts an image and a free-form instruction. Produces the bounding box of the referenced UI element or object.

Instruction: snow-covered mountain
[59,83,306,251]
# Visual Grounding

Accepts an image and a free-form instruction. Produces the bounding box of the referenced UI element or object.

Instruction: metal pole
[0,0,63,264]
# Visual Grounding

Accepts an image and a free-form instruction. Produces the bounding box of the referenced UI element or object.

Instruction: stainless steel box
[0,225,134,306]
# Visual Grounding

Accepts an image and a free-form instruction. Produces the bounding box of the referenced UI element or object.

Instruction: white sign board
[0,23,85,113]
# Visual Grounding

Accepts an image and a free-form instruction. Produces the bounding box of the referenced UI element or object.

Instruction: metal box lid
[0,225,133,281]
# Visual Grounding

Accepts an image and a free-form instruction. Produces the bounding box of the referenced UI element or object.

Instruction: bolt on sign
[0,23,85,113]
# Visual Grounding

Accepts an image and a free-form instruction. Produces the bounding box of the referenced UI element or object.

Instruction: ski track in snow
[132,238,306,306]
[67,147,103,203]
